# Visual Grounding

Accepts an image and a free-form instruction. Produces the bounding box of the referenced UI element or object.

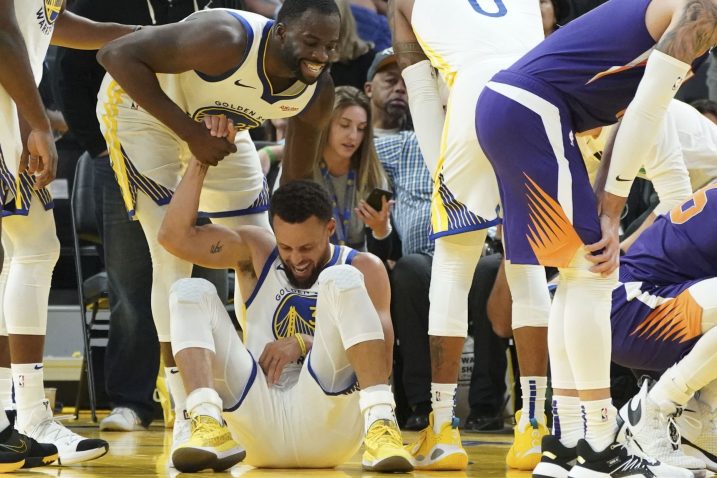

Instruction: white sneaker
[617,380,706,477]
[168,410,191,469]
[18,400,109,465]
[677,397,717,472]
[99,407,146,432]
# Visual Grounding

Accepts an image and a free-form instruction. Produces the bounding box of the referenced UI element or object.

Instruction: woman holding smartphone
[314,86,392,251]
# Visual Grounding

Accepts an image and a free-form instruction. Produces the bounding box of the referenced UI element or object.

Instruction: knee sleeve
[136,193,193,342]
[505,262,550,329]
[3,202,60,335]
[428,230,486,337]
[547,283,575,390]
[560,255,617,390]
[169,278,221,354]
[318,265,384,349]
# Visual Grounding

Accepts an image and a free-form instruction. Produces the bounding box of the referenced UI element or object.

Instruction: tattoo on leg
[210,241,223,254]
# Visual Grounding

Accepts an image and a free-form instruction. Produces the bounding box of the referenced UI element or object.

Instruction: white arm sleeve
[605,50,692,197]
[401,60,445,176]
[644,112,692,215]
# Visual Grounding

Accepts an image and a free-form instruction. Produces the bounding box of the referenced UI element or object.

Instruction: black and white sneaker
[533,435,577,478]
[18,401,108,465]
[568,439,692,477]
[617,380,706,476]
[5,409,58,468]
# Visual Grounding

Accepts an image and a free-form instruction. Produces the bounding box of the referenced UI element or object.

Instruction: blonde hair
[333,0,372,62]
[317,85,387,200]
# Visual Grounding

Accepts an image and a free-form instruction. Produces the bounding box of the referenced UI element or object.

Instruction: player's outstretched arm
[52,8,135,50]
[97,13,246,166]
[352,252,394,379]
[281,74,335,184]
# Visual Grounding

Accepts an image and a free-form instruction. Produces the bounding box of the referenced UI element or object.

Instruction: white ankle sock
[165,367,187,419]
[0,367,13,410]
[186,387,223,423]
[518,376,547,430]
[431,382,456,433]
[582,399,617,452]
[552,395,583,448]
[359,384,396,433]
[12,363,47,431]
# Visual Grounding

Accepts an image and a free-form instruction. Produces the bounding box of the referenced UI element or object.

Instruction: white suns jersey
[243,245,358,387]
[157,9,318,132]
[410,0,543,87]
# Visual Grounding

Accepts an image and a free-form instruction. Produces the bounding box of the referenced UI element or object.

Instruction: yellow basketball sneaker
[505,411,548,470]
[362,419,413,472]
[171,416,246,473]
[406,413,468,470]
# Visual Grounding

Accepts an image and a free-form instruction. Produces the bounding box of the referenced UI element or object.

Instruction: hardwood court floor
[11,413,536,478]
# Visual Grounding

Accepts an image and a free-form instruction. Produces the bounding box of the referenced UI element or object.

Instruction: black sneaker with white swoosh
[533,435,577,478]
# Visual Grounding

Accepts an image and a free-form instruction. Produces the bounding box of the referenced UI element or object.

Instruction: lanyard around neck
[320,161,356,246]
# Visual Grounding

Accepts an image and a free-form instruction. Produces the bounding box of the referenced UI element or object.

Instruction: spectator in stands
[313,86,392,252]
[330,0,376,91]
[364,49,410,136]
[349,0,391,51]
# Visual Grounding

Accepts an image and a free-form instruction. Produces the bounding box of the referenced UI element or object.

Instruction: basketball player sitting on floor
[155,121,412,473]
[608,184,717,476]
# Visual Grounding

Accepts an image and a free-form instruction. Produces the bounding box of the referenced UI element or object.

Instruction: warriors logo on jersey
[272,292,317,340]
[37,0,62,34]
[192,106,262,132]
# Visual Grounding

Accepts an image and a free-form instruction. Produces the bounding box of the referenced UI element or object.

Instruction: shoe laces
[190,415,221,436]
[367,420,402,449]
[33,419,83,447]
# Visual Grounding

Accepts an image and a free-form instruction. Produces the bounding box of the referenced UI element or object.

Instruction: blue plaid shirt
[375,131,434,256]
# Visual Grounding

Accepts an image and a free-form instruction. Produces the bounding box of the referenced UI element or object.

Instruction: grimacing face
[273,215,335,289]
[277,11,341,85]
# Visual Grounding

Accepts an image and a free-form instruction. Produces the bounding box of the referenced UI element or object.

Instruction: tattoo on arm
[656,0,717,63]
[210,241,223,254]
[394,41,429,67]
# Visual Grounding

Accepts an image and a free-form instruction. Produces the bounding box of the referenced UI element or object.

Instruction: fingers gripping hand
[190,115,237,166]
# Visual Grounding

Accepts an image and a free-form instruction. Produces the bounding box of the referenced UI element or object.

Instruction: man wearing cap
[390,0,545,471]
[364,48,410,136]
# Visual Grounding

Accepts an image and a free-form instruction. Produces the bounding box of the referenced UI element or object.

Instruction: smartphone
[365,188,393,211]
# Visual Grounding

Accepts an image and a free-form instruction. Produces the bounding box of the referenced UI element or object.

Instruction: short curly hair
[277,0,340,24]
[270,180,333,224]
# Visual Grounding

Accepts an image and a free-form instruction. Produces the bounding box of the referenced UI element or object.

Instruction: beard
[279,45,325,85]
[281,260,322,289]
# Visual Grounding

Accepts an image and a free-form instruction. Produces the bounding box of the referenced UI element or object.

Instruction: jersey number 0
[468,0,507,17]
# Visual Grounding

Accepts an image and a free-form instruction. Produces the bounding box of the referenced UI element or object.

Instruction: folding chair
[70,152,108,422]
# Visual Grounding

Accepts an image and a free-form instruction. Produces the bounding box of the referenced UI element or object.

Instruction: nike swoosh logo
[170,369,179,374]
[234,80,256,89]
[34,364,43,370]
[615,175,631,182]
[628,397,642,427]
[0,439,28,454]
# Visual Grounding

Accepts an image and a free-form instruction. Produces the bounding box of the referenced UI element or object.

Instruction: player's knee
[318,265,365,293]
[170,278,218,304]
[489,313,513,338]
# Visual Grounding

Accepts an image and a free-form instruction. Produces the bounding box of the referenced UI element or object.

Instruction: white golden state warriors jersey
[0,0,59,165]
[410,0,543,87]
[243,245,357,387]
[158,9,318,132]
